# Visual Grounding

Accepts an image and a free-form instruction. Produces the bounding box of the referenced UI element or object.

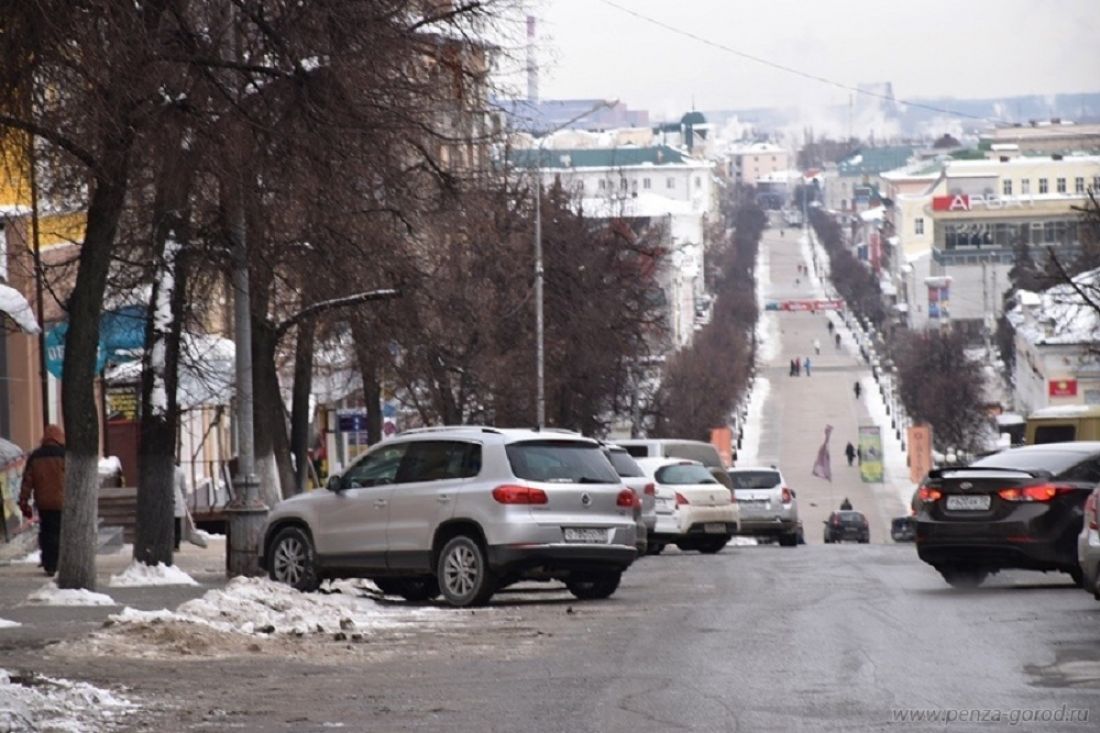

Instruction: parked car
[824,511,870,543]
[914,442,1100,588]
[636,457,738,554]
[890,516,916,542]
[616,439,735,490]
[259,426,639,607]
[727,466,799,546]
[602,443,656,556]
[1077,486,1100,600]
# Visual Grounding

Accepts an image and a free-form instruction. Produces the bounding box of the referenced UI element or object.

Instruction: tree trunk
[289,318,315,493]
[350,319,383,444]
[134,130,194,567]
[57,135,133,591]
[251,317,293,505]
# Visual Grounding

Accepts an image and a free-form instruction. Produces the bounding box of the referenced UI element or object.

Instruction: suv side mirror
[326,475,343,493]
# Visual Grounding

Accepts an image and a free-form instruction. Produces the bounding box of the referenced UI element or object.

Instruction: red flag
[812,424,833,482]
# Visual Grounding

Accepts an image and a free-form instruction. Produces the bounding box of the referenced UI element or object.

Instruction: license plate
[704,523,727,534]
[564,527,607,543]
[656,497,673,508]
[946,494,991,511]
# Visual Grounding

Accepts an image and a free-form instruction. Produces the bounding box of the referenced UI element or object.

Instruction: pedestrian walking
[845,441,856,467]
[794,358,801,376]
[18,424,66,576]
[835,332,842,349]
[854,381,862,399]
[827,320,834,334]
[804,356,812,376]
[840,497,853,510]
[813,338,821,355]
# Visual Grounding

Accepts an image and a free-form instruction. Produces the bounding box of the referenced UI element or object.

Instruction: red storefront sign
[1048,379,1078,397]
[932,194,970,211]
[780,299,844,312]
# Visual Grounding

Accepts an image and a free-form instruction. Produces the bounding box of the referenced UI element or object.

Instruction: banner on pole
[859,425,883,483]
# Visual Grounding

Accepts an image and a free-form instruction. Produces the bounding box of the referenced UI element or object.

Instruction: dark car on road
[824,511,870,543]
[891,516,916,542]
[914,441,1100,588]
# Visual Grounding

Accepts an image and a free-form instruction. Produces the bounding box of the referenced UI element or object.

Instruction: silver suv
[728,466,800,546]
[259,427,639,607]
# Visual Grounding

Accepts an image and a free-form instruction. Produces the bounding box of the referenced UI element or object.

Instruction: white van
[614,439,734,490]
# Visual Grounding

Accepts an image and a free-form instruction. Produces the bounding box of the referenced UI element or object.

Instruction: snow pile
[12,550,40,566]
[736,376,771,467]
[107,577,443,637]
[754,240,780,362]
[0,667,136,732]
[0,618,21,629]
[97,456,123,476]
[726,536,759,547]
[25,582,117,607]
[109,562,199,588]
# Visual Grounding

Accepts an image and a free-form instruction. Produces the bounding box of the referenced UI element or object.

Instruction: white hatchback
[636,457,738,554]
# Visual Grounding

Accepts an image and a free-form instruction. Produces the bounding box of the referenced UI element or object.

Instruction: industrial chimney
[526,15,539,103]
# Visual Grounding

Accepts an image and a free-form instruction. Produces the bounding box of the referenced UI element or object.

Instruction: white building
[510,143,718,350]
[1007,268,1100,414]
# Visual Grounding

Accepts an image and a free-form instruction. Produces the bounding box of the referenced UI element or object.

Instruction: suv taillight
[617,488,638,508]
[781,487,792,504]
[1085,492,1098,531]
[644,482,656,496]
[917,485,942,503]
[492,485,548,505]
[997,483,1070,503]
[675,492,690,506]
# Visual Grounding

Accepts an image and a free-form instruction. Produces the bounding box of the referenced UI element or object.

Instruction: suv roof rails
[398,425,502,436]
[537,427,583,436]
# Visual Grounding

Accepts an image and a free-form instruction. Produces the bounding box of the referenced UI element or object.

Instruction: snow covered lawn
[25,582,117,607]
[0,668,136,733]
[109,562,199,588]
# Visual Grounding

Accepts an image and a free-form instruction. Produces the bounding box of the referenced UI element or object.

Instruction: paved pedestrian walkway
[745,225,907,544]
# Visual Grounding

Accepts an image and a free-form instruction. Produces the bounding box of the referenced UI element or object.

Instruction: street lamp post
[532,100,616,429]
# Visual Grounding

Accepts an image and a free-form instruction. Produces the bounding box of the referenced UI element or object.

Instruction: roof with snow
[0,283,41,334]
[509,145,696,170]
[1007,267,1100,346]
[838,146,915,177]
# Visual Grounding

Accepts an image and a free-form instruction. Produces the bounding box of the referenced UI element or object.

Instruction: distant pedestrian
[813,338,821,355]
[827,320,834,334]
[840,497,853,511]
[804,357,811,376]
[794,358,801,376]
[19,425,66,577]
[845,442,856,467]
[854,381,862,399]
[789,358,796,377]
[835,333,842,349]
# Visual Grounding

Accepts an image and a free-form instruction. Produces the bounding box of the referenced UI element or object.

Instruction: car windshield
[838,512,866,524]
[655,463,720,485]
[605,449,644,478]
[507,441,620,483]
[730,470,781,489]
[970,449,1092,476]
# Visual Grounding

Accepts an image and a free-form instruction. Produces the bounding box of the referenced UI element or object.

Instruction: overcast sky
[519,0,1100,119]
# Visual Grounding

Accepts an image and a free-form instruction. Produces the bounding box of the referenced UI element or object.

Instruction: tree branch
[275,288,401,338]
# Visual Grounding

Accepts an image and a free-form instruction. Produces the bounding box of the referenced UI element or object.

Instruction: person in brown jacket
[19,424,66,576]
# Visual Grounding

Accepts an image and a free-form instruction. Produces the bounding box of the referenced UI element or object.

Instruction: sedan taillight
[781,487,792,504]
[997,483,1070,503]
[917,485,942,503]
[675,492,690,506]
[643,482,656,496]
[1085,492,1099,531]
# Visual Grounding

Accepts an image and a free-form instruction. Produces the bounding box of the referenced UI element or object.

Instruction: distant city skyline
[521,0,1100,123]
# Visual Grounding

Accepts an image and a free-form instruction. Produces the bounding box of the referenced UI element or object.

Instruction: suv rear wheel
[566,571,622,600]
[437,535,496,607]
[269,526,320,592]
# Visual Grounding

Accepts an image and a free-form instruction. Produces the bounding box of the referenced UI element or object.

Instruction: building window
[1075,177,1085,194]
[620,178,628,191]
[643,177,651,190]
[1056,177,1066,193]
[1038,178,1048,194]
[1021,178,1030,194]
[1002,179,1012,196]
[1092,175,1100,192]
[667,177,675,189]
[914,217,924,235]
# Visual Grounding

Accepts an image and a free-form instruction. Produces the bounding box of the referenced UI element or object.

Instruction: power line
[595,0,1000,124]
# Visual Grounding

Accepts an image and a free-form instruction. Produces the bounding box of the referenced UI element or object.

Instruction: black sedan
[824,511,870,543]
[914,441,1100,588]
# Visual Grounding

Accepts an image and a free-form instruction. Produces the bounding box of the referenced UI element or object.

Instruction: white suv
[259,427,639,607]
[728,467,800,546]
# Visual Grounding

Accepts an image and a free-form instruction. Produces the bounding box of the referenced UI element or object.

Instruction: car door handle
[374,499,388,508]
[437,495,451,503]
